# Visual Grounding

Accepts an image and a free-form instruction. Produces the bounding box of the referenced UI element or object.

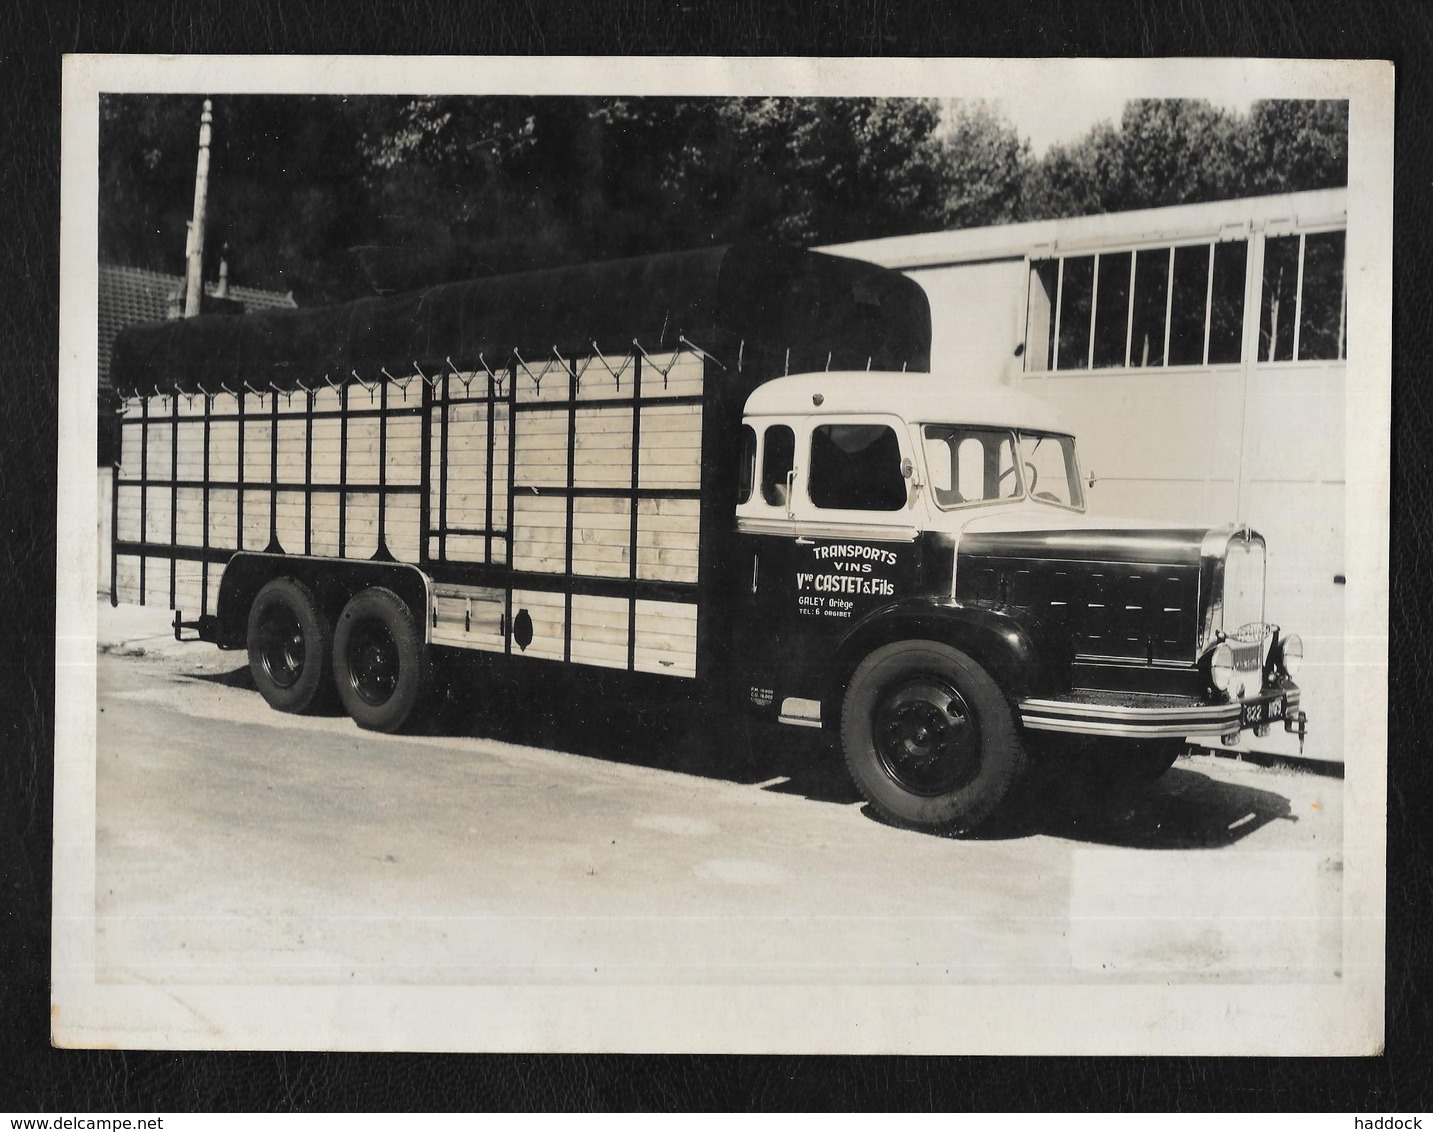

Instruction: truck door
[735,415,922,725]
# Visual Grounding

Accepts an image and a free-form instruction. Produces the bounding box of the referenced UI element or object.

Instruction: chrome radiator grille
[1221,534,1267,638]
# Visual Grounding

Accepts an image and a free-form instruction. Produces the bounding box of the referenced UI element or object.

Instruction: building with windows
[830,187,1348,762]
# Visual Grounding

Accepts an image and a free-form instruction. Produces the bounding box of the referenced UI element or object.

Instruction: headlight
[1209,641,1235,692]
[1280,633,1303,677]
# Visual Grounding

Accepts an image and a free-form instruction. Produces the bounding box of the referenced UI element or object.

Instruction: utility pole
[183,99,213,319]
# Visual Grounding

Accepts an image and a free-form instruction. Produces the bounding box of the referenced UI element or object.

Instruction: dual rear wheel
[247,579,430,733]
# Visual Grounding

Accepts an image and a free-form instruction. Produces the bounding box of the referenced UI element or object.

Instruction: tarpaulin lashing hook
[678,335,724,371]
[589,341,631,391]
[513,348,560,395]
[632,339,678,390]
[451,356,478,396]
[382,366,414,401]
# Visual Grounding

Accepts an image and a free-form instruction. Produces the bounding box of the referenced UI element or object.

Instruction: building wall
[831,191,1348,763]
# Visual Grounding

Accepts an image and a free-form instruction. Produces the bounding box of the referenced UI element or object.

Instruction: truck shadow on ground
[193,660,1297,850]
[426,666,1298,850]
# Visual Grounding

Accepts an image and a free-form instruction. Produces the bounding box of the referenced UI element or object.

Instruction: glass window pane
[924,426,1018,509]
[1056,255,1094,370]
[1021,433,1082,509]
[759,425,794,508]
[1168,244,1210,366]
[737,425,756,504]
[809,424,907,511]
[1207,240,1248,364]
[1092,252,1133,368]
[955,437,984,502]
[1129,248,1169,368]
[1027,260,1058,373]
[1297,231,1346,360]
[1259,235,1300,363]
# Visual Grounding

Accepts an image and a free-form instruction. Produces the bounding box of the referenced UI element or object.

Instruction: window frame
[1256,225,1348,365]
[1027,236,1253,374]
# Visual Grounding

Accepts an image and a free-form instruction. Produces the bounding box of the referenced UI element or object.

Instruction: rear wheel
[247,577,333,714]
[333,587,431,732]
[840,641,1026,833]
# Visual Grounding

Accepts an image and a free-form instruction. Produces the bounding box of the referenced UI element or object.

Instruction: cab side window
[736,425,757,504]
[808,424,907,511]
[760,425,795,507]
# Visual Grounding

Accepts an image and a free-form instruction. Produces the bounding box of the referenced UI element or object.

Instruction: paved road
[94,603,1344,990]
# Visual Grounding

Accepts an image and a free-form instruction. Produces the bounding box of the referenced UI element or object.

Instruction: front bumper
[1018,679,1303,740]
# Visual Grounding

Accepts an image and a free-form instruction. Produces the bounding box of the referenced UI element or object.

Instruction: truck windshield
[921,426,1084,512]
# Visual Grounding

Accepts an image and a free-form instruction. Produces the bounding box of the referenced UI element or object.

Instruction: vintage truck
[109,242,1306,832]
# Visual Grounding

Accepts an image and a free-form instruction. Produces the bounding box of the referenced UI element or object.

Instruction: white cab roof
[743,371,1067,432]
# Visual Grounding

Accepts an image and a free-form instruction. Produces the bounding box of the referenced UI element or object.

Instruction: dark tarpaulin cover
[109,243,931,398]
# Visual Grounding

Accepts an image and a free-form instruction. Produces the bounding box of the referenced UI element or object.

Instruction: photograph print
[55,56,1391,1054]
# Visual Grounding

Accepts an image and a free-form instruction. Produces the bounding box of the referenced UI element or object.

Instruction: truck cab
[733,372,1306,832]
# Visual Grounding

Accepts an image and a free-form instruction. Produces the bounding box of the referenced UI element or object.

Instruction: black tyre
[840,641,1027,832]
[247,576,333,714]
[332,586,431,732]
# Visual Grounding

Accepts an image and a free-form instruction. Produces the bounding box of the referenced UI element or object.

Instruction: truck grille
[1221,534,1266,638]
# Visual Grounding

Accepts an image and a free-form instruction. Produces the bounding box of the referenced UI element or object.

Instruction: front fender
[834,597,1071,704]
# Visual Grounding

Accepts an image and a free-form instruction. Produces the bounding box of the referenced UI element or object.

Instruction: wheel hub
[258,608,305,688]
[873,678,980,796]
[348,622,399,705]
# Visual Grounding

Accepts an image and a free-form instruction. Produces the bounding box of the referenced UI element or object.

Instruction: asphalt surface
[93,600,1345,988]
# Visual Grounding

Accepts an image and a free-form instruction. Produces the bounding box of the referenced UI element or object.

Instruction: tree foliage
[940,102,1030,228]
[98,94,1348,306]
[1018,98,1347,221]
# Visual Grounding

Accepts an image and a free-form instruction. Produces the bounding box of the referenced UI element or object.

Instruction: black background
[2,0,1428,1112]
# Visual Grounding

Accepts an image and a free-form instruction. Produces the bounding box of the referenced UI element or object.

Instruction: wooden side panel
[174,487,205,547]
[510,588,567,663]
[637,403,702,489]
[276,417,306,483]
[310,417,341,483]
[346,417,381,484]
[385,414,422,487]
[638,351,705,399]
[174,561,205,614]
[115,484,142,542]
[569,594,630,670]
[344,492,379,559]
[241,416,271,484]
[209,419,239,482]
[386,493,422,563]
[513,359,572,405]
[175,418,206,481]
[208,488,237,550]
[572,407,634,489]
[636,497,701,584]
[274,490,306,556]
[146,420,174,482]
[309,492,340,558]
[633,599,698,678]
[513,408,569,489]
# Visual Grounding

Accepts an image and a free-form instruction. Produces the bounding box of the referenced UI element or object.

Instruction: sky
[991,92,1257,156]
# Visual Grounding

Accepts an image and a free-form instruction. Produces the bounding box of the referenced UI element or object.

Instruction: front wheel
[332,587,431,732]
[840,641,1026,833]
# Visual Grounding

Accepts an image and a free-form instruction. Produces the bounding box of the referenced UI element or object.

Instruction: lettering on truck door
[735,415,921,723]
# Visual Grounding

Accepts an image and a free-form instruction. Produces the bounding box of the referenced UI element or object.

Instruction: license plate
[1241,696,1286,727]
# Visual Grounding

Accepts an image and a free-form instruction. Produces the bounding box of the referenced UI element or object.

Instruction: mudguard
[833,596,1072,707]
